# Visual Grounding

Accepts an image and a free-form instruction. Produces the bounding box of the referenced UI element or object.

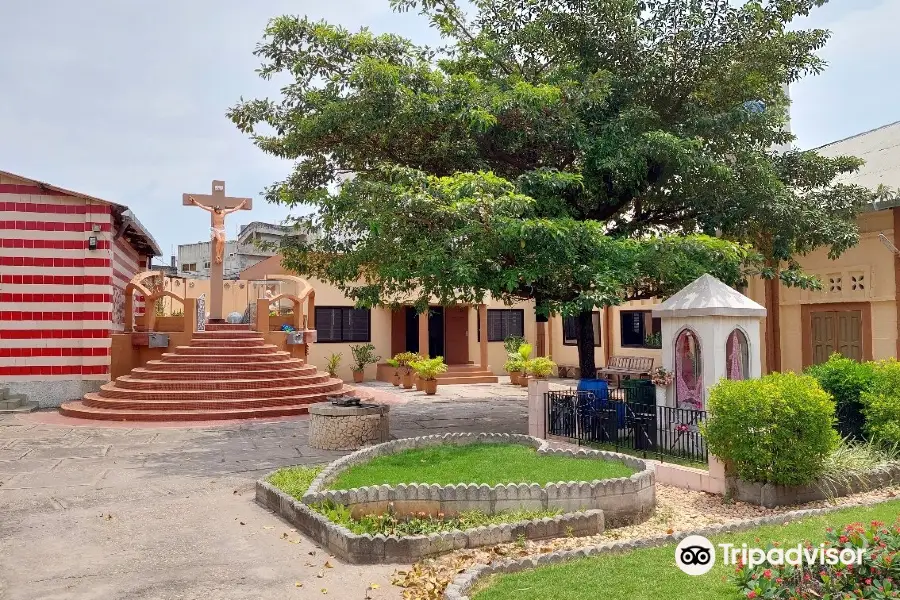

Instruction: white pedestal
[655,385,669,407]
[527,379,550,438]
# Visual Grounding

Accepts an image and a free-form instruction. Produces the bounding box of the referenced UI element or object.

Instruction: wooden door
[810,310,862,365]
[443,306,469,364]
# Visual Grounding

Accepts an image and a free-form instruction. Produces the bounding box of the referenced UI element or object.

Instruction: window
[203,261,211,269]
[620,311,662,348]
[182,263,196,272]
[314,307,371,343]
[563,312,601,346]
[483,309,524,342]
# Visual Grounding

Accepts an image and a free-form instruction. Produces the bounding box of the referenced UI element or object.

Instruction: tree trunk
[576,309,597,380]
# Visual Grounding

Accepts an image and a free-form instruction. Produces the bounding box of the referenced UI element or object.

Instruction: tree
[230,0,875,378]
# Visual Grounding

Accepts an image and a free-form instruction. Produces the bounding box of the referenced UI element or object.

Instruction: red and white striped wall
[0,173,133,384]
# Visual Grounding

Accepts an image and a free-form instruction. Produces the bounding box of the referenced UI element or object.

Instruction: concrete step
[143,359,304,371]
[160,352,292,363]
[171,344,280,355]
[204,324,251,332]
[0,398,39,413]
[189,338,267,347]
[81,388,353,412]
[131,366,317,379]
[436,373,499,385]
[60,401,315,421]
[114,373,331,390]
[192,330,261,339]
[97,379,345,400]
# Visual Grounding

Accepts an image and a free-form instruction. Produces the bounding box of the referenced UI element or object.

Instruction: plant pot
[401,372,414,389]
[508,371,521,385]
[519,375,529,388]
[352,370,364,383]
[391,369,401,386]
[422,379,438,395]
[415,376,423,391]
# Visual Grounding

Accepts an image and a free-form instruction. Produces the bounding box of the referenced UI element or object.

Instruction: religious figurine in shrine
[188,196,247,264]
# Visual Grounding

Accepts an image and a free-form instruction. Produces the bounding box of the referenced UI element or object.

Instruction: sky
[0,0,897,261]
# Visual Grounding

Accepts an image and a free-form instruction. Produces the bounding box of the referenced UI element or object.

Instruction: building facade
[0,170,160,406]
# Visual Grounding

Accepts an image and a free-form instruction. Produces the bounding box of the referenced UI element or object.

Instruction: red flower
[763,569,772,579]
[747,592,757,599]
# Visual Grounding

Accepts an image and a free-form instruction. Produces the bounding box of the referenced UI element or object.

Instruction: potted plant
[393,352,421,389]
[504,357,525,385]
[516,343,533,387]
[410,356,448,395]
[650,366,674,406]
[349,343,381,383]
[386,358,401,386]
[525,356,556,380]
[325,353,342,378]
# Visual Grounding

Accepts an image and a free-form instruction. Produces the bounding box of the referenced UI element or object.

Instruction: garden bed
[448,498,900,600]
[257,433,655,563]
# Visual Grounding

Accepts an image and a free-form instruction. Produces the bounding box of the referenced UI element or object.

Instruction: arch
[725,328,750,381]
[675,327,703,410]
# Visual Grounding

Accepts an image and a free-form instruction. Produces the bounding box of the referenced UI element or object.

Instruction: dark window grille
[314,307,371,343]
[485,309,524,342]
[563,312,601,346]
[620,311,662,348]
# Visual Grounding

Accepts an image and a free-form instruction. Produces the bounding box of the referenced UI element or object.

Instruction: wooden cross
[182,180,253,211]
[182,180,253,323]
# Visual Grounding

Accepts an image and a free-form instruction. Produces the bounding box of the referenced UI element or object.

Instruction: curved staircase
[60,324,354,421]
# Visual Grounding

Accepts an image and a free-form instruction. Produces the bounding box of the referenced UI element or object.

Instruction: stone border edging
[728,463,900,508]
[256,433,656,563]
[442,496,900,600]
[303,433,655,527]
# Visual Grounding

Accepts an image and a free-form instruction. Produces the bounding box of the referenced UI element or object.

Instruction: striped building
[0,170,160,407]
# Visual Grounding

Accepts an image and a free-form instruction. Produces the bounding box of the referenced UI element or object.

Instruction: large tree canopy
[230,0,875,377]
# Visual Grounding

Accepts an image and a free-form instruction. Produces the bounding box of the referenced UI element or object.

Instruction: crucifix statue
[182,180,252,322]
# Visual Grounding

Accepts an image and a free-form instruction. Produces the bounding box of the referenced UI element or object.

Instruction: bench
[597,356,654,387]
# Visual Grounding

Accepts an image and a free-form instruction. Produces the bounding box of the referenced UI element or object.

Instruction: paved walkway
[0,382,536,600]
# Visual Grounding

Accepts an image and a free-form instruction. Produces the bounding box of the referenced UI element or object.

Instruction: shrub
[325,352,342,377]
[504,357,525,373]
[819,437,898,496]
[349,343,381,372]
[392,352,422,374]
[703,373,838,486]
[503,336,527,355]
[525,357,556,378]
[410,356,448,380]
[861,359,900,445]
[517,343,533,362]
[806,354,875,439]
[734,520,900,599]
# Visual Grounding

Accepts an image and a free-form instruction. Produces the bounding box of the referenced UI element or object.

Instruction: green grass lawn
[267,465,322,498]
[472,500,900,600]
[326,443,636,490]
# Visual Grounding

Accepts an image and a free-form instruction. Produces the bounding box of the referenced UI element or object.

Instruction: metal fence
[545,389,708,463]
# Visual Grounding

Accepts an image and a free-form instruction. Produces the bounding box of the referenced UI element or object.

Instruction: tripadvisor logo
[675,534,865,577]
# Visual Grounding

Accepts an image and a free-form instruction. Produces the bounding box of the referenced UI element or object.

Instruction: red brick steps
[59,325,356,422]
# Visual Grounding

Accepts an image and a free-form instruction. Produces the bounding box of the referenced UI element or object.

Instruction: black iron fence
[545,389,708,463]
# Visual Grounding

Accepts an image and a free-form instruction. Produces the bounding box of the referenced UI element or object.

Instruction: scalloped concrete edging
[302,433,655,528]
[442,496,900,600]
[256,433,655,563]
[727,463,900,508]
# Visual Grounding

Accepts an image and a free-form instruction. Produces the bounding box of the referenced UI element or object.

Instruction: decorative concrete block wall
[257,433,656,563]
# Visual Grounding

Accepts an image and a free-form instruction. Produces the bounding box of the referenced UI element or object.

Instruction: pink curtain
[676,331,703,409]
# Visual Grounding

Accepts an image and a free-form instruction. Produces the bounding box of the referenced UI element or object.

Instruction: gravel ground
[391,483,900,599]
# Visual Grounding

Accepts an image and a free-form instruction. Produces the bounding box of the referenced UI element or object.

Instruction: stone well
[308,402,390,450]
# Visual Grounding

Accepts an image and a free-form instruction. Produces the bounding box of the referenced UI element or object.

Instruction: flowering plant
[734,520,900,599]
[651,366,674,387]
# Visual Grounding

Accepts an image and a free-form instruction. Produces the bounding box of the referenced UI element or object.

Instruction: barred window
[314,307,371,343]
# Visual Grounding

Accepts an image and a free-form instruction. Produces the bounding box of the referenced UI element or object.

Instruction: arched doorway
[726,329,750,381]
[675,328,703,410]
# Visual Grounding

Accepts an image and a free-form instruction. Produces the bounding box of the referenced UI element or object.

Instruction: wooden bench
[597,356,654,386]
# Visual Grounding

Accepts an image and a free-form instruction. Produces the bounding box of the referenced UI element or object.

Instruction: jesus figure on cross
[188,197,247,264]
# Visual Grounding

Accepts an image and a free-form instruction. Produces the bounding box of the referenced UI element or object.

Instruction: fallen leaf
[264,526,274,530]
[316,571,325,578]
[240,521,246,526]
[321,588,327,594]
[295,582,303,588]
[369,583,380,589]
[324,561,333,569]
[308,551,316,556]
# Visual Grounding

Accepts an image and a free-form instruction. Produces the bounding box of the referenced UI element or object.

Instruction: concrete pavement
[0,382,532,600]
